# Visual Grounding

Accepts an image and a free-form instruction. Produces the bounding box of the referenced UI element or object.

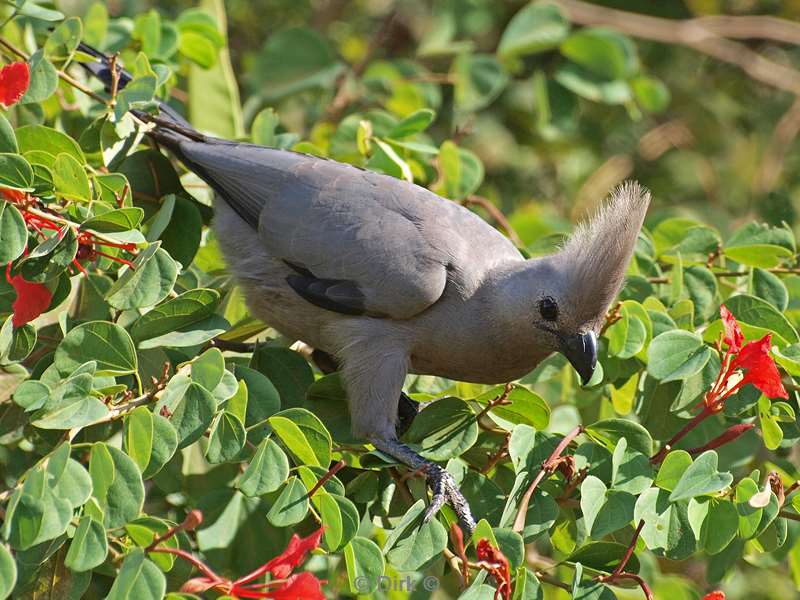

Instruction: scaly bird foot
[371,436,476,536]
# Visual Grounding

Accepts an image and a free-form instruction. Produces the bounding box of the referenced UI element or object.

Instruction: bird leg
[370,435,477,535]
[396,392,419,437]
[312,349,422,435]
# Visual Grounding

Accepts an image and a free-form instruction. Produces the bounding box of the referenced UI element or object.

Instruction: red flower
[476,539,511,600]
[703,592,725,600]
[0,62,30,107]
[720,304,743,353]
[0,188,26,204]
[236,528,324,584]
[264,572,325,600]
[730,333,788,399]
[6,265,52,328]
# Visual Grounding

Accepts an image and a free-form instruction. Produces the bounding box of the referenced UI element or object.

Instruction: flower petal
[9,274,52,328]
[719,304,743,352]
[265,572,325,600]
[264,527,324,579]
[731,334,788,399]
[703,592,725,600]
[0,62,30,108]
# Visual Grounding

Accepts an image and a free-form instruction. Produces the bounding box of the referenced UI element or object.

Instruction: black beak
[560,331,598,385]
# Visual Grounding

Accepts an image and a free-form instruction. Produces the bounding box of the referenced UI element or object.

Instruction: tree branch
[553,0,800,96]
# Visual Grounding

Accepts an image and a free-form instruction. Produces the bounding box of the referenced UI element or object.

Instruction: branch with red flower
[143,510,326,599]
[651,304,788,464]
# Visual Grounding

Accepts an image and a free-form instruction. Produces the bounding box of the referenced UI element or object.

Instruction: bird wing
[174,140,521,318]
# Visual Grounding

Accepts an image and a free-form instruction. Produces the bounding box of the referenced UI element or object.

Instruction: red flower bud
[0,62,30,107]
[6,266,52,328]
[182,509,203,531]
[703,592,725,600]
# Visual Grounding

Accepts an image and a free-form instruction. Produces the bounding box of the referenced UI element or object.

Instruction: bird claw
[421,463,476,536]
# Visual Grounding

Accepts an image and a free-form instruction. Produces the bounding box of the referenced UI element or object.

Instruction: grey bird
[80,44,650,534]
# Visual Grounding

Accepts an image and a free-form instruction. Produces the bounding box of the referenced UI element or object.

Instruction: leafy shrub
[0,2,799,599]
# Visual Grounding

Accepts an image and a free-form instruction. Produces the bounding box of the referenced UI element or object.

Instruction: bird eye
[539,297,558,321]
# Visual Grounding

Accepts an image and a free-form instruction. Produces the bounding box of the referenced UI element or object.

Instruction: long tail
[77,42,199,141]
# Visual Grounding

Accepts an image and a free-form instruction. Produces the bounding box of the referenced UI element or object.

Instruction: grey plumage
[80,44,650,534]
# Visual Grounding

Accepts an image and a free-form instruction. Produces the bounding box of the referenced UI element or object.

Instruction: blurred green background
[55,0,800,248]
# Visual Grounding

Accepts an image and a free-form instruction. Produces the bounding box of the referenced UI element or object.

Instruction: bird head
[515,182,650,384]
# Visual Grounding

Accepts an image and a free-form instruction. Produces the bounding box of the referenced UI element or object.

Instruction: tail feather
[77,41,194,132]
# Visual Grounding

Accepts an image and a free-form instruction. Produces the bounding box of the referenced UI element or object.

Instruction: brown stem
[145,510,202,552]
[324,10,398,123]
[208,338,256,353]
[475,383,514,422]
[0,36,108,104]
[148,547,222,583]
[600,572,653,600]
[650,405,714,465]
[512,425,584,533]
[307,460,346,498]
[480,434,510,475]
[686,423,754,456]
[553,0,800,96]
[779,510,800,522]
[461,196,523,248]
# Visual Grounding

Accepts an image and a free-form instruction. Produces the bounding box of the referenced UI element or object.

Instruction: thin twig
[307,460,346,498]
[595,520,652,600]
[0,36,108,104]
[461,195,524,248]
[553,0,800,96]
[779,510,800,522]
[324,9,398,122]
[512,425,584,533]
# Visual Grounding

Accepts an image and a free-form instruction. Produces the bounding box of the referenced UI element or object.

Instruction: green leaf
[45,17,83,64]
[567,541,640,574]
[250,346,313,410]
[64,515,108,572]
[631,76,671,113]
[90,443,145,529]
[187,0,244,138]
[16,225,77,283]
[251,107,279,145]
[17,1,64,21]
[252,27,343,101]
[0,115,17,154]
[20,50,58,105]
[561,28,638,80]
[647,330,712,382]
[237,437,290,496]
[0,201,27,262]
[206,411,246,463]
[266,477,309,526]
[269,408,332,467]
[436,140,484,199]
[142,413,179,478]
[634,487,696,560]
[475,385,550,430]
[497,3,569,58]
[130,288,220,342]
[55,321,138,376]
[735,477,763,539]
[17,125,85,164]
[52,152,91,202]
[669,451,733,502]
[82,208,144,233]
[752,268,789,311]
[453,53,509,112]
[710,294,798,345]
[114,75,157,121]
[0,544,16,600]
[105,243,178,310]
[6,466,72,550]
[405,397,478,461]
[155,378,216,447]
[655,450,692,492]
[758,394,784,450]
[124,407,154,473]
[345,537,385,594]
[579,475,634,538]
[555,63,631,104]
[388,108,436,138]
[106,548,166,600]
[724,222,795,268]
[586,418,652,455]
[605,305,647,359]
[385,504,447,571]
[610,438,652,495]
[0,153,33,190]
[191,347,225,391]
[699,499,739,555]
[180,31,218,68]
